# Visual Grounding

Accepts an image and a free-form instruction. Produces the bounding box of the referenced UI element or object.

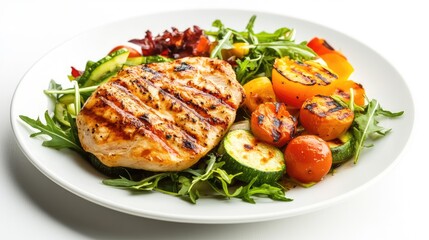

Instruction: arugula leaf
[103,173,172,191]
[43,79,98,106]
[235,56,262,84]
[253,41,316,60]
[238,178,292,204]
[210,30,233,59]
[103,153,291,204]
[352,99,404,163]
[206,15,316,84]
[103,154,230,203]
[206,17,295,43]
[19,111,84,153]
[45,80,63,102]
[245,15,258,44]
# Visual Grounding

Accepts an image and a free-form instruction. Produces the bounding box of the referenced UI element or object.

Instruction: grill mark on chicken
[138,64,234,127]
[81,90,179,155]
[165,86,230,127]
[151,58,239,109]
[103,81,203,154]
[113,71,220,144]
[174,62,194,72]
[101,95,180,155]
[184,79,236,110]
[77,57,244,171]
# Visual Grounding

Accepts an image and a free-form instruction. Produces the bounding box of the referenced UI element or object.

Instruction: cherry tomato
[250,102,297,147]
[108,45,142,58]
[284,135,332,184]
[299,95,354,141]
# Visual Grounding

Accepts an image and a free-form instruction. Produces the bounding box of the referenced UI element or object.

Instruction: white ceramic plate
[10,9,414,224]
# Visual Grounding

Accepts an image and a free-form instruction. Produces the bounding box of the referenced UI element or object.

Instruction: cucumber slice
[327,131,355,164]
[54,103,71,127]
[219,129,285,185]
[55,94,84,126]
[80,48,130,87]
[66,103,76,116]
[58,94,76,104]
[55,93,86,126]
[125,57,145,66]
[125,55,172,66]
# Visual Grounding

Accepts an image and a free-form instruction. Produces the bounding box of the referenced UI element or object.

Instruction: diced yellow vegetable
[243,77,277,113]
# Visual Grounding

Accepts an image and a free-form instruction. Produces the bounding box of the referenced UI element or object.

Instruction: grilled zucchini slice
[219,129,285,185]
[327,131,355,164]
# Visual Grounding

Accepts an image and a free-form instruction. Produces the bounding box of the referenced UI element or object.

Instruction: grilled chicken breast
[77,57,245,172]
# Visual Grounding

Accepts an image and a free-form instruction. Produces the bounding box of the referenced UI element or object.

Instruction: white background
[1,0,427,239]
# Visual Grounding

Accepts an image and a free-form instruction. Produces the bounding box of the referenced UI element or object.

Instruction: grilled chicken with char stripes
[77,57,245,172]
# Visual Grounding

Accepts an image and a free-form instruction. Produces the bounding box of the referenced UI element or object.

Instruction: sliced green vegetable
[125,57,145,66]
[327,131,355,164]
[58,94,76,104]
[219,130,285,186]
[125,55,172,66]
[54,103,71,127]
[79,48,130,87]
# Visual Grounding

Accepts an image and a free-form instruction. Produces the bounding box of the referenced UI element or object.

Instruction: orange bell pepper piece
[307,37,354,81]
[319,52,354,81]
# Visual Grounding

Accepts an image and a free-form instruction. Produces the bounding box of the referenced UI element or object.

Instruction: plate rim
[10,8,415,224]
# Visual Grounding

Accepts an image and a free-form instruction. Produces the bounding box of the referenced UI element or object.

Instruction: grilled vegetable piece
[250,102,297,147]
[54,94,82,127]
[54,103,71,127]
[272,56,338,108]
[327,131,355,164]
[299,95,354,141]
[242,77,277,113]
[77,57,244,172]
[222,42,250,59]
[284,135,332,184]
[219,130,285,186]
[79,48,130,87]
[318,52,354,81]
[307,37,343,57]
[333,80,366,106]
[307,37,354,81]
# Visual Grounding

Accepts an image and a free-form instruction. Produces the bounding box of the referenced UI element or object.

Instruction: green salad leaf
[205,15,316,84]
[352,99,404,163]
[19,111,84,153]
[103,153,292,204]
